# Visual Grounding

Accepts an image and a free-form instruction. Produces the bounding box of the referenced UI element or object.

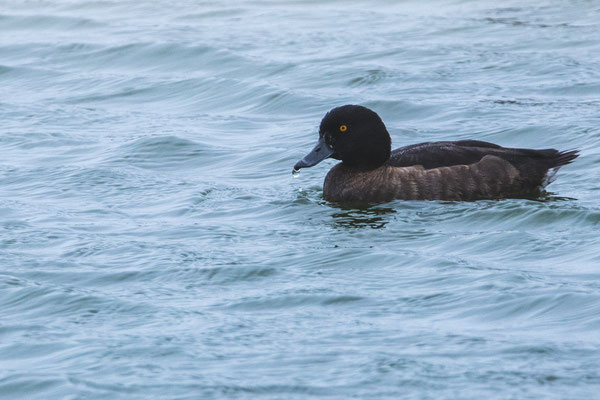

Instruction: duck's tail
[542,149,579,187]
[553,149,580,167]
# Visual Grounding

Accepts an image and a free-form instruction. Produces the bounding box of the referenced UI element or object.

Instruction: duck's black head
[294,105,391,171]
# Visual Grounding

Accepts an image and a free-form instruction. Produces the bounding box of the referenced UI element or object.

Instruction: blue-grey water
[2,0,600,398]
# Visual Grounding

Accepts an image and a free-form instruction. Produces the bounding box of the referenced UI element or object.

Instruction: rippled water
[2,0,600,398]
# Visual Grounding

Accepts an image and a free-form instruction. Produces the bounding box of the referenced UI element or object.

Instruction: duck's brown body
[323,142,579,203]
[324,155,525,202]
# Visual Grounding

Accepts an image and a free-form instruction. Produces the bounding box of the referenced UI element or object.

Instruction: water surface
[1,0,600,398]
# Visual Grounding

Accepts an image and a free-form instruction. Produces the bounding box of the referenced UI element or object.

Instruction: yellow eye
[339,125,347,132]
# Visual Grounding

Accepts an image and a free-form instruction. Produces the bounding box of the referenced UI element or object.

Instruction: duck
[293,105,579,203]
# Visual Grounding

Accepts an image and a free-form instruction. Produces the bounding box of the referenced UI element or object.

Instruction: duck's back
[323,141,578,203]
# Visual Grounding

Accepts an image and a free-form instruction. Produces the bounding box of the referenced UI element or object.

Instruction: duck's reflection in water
[330,205,396,229]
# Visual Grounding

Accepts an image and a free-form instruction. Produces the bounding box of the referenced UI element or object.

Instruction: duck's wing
[388,140,503,169]
[388,140,579,194]
[389,140,577,170]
